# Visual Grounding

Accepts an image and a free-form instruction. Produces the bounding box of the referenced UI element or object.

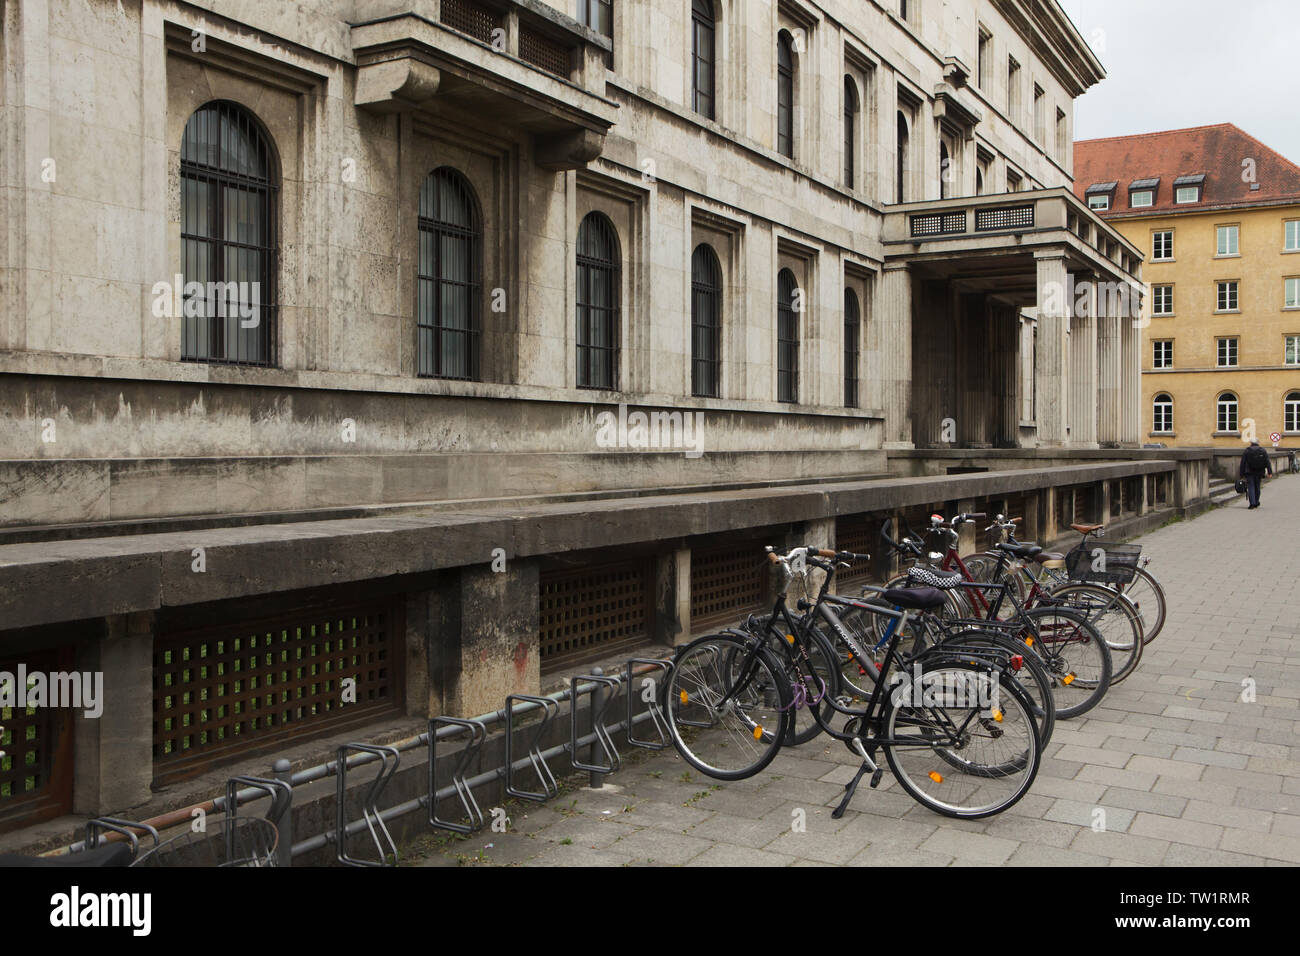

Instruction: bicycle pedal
[869,769,884,789]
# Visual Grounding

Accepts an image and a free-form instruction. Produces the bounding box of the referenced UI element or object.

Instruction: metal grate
[975,204,1034,231]
[833,515,877,586]
[690,546,768,631]
[153,600,403,781]
[539,561,652,668]
[440,0,502,45]
[519,26,572,78]
[0,646,74,832]
[910,211,967,237]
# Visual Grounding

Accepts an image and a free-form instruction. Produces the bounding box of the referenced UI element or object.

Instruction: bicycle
[665,545,1041,819]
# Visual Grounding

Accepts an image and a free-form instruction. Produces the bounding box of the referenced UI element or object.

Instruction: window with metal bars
[777,31,795,159]
[844,76,858,188]
[691,243,722,398]
[576,212,620,390]
[440,0,502,44]
[692,0,716,119]
[844,288,860,408]
[417,168,481,380]
[180,101,278,366]
[777,268,799,403]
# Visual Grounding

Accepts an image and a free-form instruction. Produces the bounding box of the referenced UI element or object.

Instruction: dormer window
[1173,174,1204,204]
[1129,178,1158,208]
[1086,181,1116,211]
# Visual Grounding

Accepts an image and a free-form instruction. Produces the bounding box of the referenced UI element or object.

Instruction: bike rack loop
[427,716,488,833]
[625,658,671,750]
[335,743,401,866]
[226,775,293,863]
[569,673,621,775]
[503,695,560,801]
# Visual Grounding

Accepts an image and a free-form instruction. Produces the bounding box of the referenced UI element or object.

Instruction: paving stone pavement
[414,477,1300,867]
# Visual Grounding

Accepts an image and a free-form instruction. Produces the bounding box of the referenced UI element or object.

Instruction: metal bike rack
[335,743,400,867]
[427,716,488,833]
[569,674,621,774]
[226,775,293,863]
[84,817,160,856]
[625,658,671,750]
[502,695,560,802]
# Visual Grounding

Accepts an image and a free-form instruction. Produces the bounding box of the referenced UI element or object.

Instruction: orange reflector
[929,771,944,783]
[1024,637,1034,647]
[1063,673,1076,685]
[680,690,688,704]
[992,709,1003,722]
[753,725,764,740]
[785,634,795,644]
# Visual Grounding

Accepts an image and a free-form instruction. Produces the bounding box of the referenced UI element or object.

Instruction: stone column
[655,548,690,645]
[1121,308,1142,445]
[1069,278,1098,447]
[878,262,913,448]
[74,612,154,814]
[1097,302,1122,447]
[1033,253,1070,445]
[1017,312,1036,447]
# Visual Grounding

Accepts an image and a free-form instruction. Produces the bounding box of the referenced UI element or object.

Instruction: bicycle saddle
[0,843,133,867]
[1071,523,1104,533]
[1032,551,1066,564]
[905,566,963,589]
[882,586,946,610]
[995,542,1042,558]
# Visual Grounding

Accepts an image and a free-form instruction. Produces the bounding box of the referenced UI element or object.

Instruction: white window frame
[1286,334,1300,366]
[1217,337,1238,368]
[1217,281,1239,312]
[1152,230,1173,261]
[1152,340,1172,368]
[1217,394,1238,433]
[1286,392,1300,432]
[1286,220,1300,252]
[1152,284,1173,316]
[1129,190,1153,208]
[1088,194,1109,211]
[1174,186,1199,203]
[1286,277,1300,309]
[1152,395,1173,434]
[1216,225,1239,256]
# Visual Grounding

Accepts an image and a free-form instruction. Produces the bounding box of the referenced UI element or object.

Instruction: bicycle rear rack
[503,695,560,801]
[569,674,621,773]
[625,658,671,750]
[428,716,487,833]
[335,743,400,866]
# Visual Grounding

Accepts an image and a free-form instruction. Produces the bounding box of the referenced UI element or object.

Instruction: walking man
[1239,439,1274,509]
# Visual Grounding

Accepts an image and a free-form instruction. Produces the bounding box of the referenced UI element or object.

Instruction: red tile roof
[1073,123,1300,216]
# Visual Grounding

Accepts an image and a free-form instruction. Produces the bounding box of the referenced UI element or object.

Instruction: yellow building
[1075,124,1300,449]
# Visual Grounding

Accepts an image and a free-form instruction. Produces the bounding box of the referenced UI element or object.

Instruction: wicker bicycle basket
[1065,543,1141,587]
[132,816,279,867]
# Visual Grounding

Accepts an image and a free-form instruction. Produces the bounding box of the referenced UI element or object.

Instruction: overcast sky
[1058,0,1300,161]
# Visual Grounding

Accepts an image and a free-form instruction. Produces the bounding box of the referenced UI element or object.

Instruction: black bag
[1245,445,1269,472]
[1235,477,1248,494]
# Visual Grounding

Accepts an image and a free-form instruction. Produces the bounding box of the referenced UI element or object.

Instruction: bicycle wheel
[665,633,791,780]
[756,621,842,745]
[960,553,1025,620]
[919,628,1056,751]
[1122,565,1167,645]
[882,661,1040,818]
[1047,583,1143,685]
[1017,606,1112,718]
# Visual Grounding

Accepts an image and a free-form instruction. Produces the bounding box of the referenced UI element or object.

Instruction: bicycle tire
[1123,565,1167,645]
[754,619,842,746]
[1016,605,1113,718]
[881,661,1040,818]
[665,632,792,781]
[1046,582,1144,685]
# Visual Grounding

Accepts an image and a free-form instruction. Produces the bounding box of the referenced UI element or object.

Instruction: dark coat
[1240,445,1273,477]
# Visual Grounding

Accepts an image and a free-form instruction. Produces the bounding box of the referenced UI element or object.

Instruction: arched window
[1153,393,1173,434]
[1217,392,1238,433]
[691,0,716,119]
[777,268,799,403]
[844,289,860,408]
[843,76,859,189]
[939,141,951,199]
[691,244,723,398]
[576,212,620,390]
[896,111,909,202]
[180,100,278,366]
[1286,391,1300,432]
[418,167,481,380]
[777,31,795,159]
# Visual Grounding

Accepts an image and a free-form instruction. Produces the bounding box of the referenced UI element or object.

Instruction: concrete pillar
[879,262,913,447]
[1097,311,1122,446]
[655,548,690,646]
[74,612,154,814]
[802,517,836,595]
[1017,313,1036,447]
[1069,279,1098,447]
[1033,253,1070,445]
[1121,313,1142,445]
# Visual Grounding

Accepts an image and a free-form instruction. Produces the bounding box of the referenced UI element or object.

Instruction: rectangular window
[1152,340,1172,368]
[1287,278,1300,309]
[1055,108,1067,160]
[1153,400,1172,434]
[1088,194,1110,211]
[578,0,612,37]
[978,28,991,89]
[1033,84,1045,143]
[1006,170,1022,192]
[1152,285,1173,316]
[1175,186,1199,203]
[1130,190,1153,208]
[1217,337,1238,367]
[1286,335,1300,365]
[1007,57,1020,119]
[1217,225,1239,256]
[1286,220,1300,251]
[1152,230,1173,260]
[1217,281,1238,311]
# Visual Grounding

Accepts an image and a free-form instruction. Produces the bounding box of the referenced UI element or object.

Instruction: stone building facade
[0,0,1152,833]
